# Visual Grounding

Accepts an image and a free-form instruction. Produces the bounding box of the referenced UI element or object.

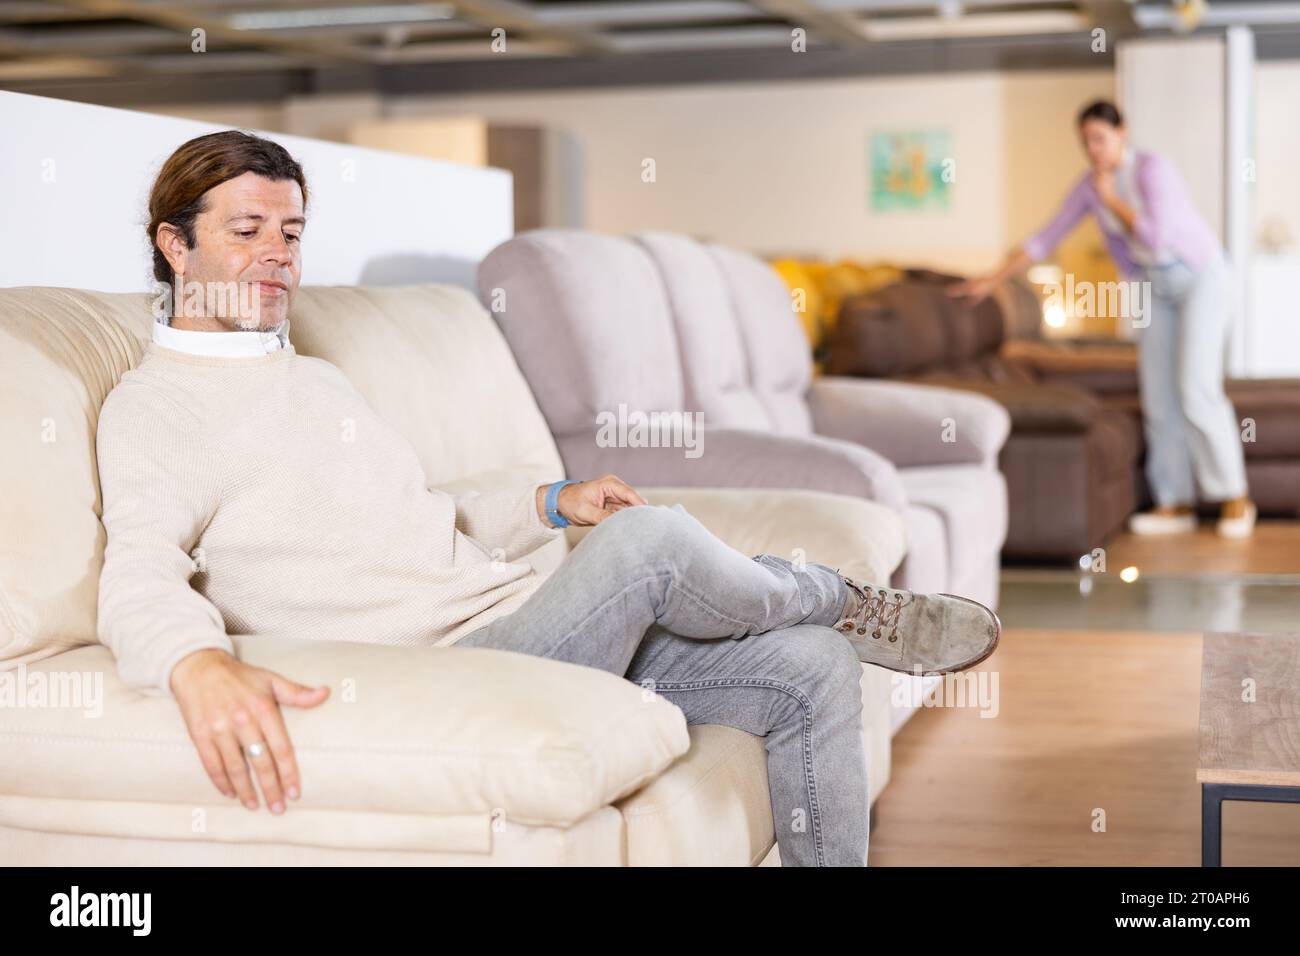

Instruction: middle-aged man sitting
[95,130,1000,867]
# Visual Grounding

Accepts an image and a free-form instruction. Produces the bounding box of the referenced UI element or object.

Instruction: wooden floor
[1099,519,1300,576]
[870,628,1300,866]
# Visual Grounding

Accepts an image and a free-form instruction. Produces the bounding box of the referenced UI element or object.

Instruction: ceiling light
[0,56,117,80]
[863,11,1088,41]
[228,4,455,31]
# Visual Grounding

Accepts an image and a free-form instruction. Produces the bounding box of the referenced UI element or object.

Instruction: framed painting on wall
[869,129,953,212]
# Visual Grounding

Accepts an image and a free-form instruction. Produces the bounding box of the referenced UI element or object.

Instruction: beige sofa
[0,283,906,866]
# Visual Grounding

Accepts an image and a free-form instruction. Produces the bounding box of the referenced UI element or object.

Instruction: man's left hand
[538,474,649,527]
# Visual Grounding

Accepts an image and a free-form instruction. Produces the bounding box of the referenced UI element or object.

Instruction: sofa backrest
[479,229,814,445]
[287,286,564,492]
[631,231,766,429]
[696,241,814,435]
[825,277,1011,381]
[477,229,688,441]
[634,232,813,435]
[0,289,149,668]
[0,284,564,669]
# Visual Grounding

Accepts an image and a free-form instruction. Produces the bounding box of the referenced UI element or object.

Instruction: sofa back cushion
[993,276,1047,342]
[287,285,563,491]
[902,269,1006,368]
[477,230,687,441]
[705,244,814,435]
[0,284,565,669]
[633,232,770,430]
[827,279,1007,380]
[0,289,153,667]
[633,233,814,435]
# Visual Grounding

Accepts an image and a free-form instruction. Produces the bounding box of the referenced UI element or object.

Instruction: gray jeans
[1138,255,1248,505]
[457,502,869,866]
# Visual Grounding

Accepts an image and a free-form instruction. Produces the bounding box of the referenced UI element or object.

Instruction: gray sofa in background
[478,229,1010,732]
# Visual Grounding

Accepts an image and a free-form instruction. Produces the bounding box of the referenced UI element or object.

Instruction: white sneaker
[1216,498,1257,539]
[1127,505,1197,536]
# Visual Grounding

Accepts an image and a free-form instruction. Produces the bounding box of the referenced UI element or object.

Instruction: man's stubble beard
[243,300,291,334]
[235,314,279,332]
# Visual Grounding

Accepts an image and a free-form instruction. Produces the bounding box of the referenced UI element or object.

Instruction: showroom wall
[396,68,1121,276]
[136,60,1300,281]
[146,68,1116,276]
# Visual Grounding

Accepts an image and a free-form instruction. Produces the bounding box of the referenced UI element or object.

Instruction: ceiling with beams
[2,1,1300,103]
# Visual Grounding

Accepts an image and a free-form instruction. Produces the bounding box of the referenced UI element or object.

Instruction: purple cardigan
[1021,150,1221,279]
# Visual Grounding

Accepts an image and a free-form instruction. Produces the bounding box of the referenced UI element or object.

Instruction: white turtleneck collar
[153,318,290,357]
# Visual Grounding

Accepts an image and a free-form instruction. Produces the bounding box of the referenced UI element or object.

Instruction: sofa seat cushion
[618,669,895,866]
[898,465,1007,590]
[617,724,774,865]
[0,636,690,851]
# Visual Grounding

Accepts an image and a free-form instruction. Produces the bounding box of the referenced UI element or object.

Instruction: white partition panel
[1117,37,1225,237]
[0,91,513,292]
[1223,26,1256,378]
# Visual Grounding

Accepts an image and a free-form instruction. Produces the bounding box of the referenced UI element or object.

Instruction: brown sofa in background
[1010,338,1300,523]
[826,270,1300,561]
[825,273,1138,560]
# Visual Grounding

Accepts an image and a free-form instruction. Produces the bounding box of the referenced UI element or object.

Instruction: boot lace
[836,579,913,643]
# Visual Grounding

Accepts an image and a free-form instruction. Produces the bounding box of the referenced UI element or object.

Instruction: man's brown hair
[147,130,308,286]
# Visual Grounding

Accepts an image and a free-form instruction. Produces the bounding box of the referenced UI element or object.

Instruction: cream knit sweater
[95,342,561,696]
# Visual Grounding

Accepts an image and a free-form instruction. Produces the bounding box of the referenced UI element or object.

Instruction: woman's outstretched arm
[950,175,1091,302]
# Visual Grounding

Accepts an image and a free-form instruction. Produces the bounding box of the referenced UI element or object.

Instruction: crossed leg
[456,503,870,866]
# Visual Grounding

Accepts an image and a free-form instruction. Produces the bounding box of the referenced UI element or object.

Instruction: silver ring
[245,742,266,759]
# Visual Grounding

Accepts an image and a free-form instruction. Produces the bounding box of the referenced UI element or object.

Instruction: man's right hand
[170,648,330,813]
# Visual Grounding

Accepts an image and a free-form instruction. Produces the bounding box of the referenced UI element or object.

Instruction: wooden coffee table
[1198,631,1300,866]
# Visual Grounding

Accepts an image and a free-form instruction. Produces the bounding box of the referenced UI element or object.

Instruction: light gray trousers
[458,503,870,866]
[1137,255,1248,506]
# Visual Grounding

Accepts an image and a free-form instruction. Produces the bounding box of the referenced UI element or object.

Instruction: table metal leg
[1201,782,1300,867]
[1201,783,1222,867]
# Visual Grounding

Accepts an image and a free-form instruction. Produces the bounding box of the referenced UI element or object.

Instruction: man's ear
[155,222,190,279]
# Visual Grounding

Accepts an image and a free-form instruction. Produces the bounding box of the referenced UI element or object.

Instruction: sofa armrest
[566,487,907,585]
[808,377,1010,468]
[1000,339,1140,396]
[556,426,908,513]
[914,378,1102,434]
[3,637,690,851]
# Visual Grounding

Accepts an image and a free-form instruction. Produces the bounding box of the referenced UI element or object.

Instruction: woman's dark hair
[1077,100,1124,129]
[147,130,308,287]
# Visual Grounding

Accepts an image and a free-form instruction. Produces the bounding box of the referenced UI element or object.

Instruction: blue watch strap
[545,479,581,528]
